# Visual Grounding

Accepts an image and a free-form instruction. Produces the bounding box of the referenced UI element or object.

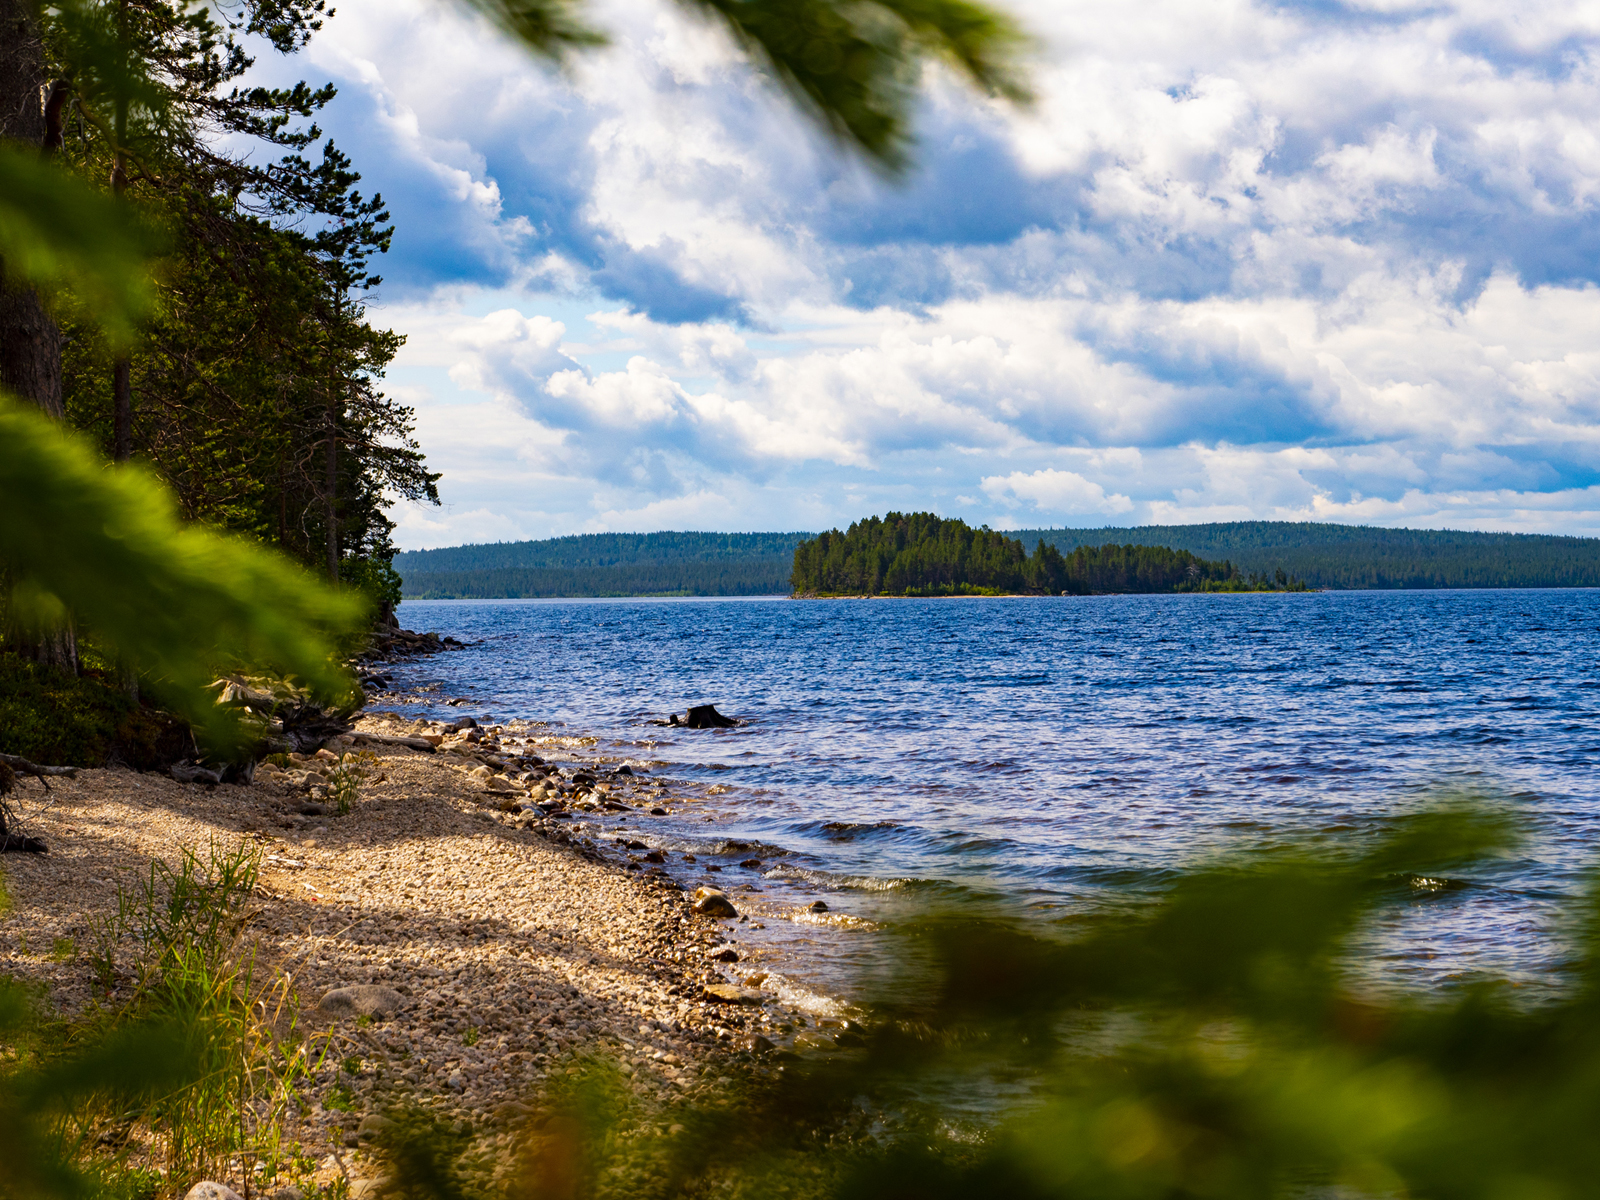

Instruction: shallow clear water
[391,590,1600,1003]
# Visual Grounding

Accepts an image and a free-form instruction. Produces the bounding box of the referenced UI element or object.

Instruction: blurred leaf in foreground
[439,805,1600,1200]
[0,979,198,1200]
[0,393,364,738]
[460,0,1032,171]
[0,148,160,346]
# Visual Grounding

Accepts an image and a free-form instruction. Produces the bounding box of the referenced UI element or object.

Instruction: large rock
[692,888,738,918]
[674,705,737,729]
[171,762,224,786]
[316,984,407,1018]
[185,1185,244,1200]
[704,983,766,1005]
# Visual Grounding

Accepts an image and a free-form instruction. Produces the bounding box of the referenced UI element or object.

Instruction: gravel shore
[0,709,803,1186]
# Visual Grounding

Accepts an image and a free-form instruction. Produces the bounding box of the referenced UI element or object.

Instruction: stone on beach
[316,984,407,1018]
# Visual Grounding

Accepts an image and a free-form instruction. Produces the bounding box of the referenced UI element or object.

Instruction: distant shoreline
[400,521,1600,598]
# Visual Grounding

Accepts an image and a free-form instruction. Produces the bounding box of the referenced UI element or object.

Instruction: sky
[254,0,1600,547]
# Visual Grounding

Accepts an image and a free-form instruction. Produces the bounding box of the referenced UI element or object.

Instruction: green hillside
[396,531,808,598]
[1012,522,1600,589]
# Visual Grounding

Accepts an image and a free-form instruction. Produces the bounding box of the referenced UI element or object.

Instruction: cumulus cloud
[251,0,1600,542]
[982,469,1136,515]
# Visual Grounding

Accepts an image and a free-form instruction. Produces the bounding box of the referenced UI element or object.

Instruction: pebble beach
[0,707,835,1193]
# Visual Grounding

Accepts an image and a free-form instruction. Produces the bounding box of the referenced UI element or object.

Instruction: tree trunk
[0,0,63,420]
[110,133,132,461]
[324,400,339,582]
[113,358,132,460]
[0,0,77,674]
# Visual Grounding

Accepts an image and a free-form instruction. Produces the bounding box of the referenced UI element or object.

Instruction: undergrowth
[65,840,327,1197]
[0,651,190,768]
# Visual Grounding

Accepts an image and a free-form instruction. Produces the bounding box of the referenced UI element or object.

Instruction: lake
[391,590,1600,1007]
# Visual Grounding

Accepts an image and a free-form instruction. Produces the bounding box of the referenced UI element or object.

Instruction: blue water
[391,590,1600,1001]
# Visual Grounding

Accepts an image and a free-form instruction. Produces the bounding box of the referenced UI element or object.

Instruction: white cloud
[256,0,1600,541]
[982,469,1137,515]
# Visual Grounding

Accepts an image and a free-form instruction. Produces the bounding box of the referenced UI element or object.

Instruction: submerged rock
[692,888,739,918]
[703,983,766,1005]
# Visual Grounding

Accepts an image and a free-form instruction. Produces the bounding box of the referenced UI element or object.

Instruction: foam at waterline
[753,970,848,1019]
[762,863,922,892]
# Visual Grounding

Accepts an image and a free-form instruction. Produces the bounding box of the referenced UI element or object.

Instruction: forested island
[790,513,1306,596]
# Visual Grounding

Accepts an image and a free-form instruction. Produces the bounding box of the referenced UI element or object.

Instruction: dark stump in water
[671,704,737,729]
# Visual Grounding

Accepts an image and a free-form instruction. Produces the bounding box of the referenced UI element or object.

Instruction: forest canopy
[790,513,1306,596]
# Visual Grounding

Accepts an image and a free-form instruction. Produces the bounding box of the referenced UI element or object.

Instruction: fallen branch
[349,732,438,753]
[0,753,79,779]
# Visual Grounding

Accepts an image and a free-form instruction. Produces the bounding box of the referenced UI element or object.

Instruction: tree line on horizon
[395,521,1600,598]
[789,513,1309,596]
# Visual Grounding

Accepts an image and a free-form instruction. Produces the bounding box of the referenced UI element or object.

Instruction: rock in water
[703,983,766,1005]
[316,984,407,1018]
[185,1185,245,1200]
[677,704,737,729]
[692,888,739,918]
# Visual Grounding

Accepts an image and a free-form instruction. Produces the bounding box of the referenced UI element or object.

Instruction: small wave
[763,863,923,893]
[751,971,848,1018]
[791,819,915,843]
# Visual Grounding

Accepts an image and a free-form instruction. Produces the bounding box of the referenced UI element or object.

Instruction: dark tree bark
[0,0,64,421]
[324,398,339,581]
[1,0,77,673]
[110,126,132,461]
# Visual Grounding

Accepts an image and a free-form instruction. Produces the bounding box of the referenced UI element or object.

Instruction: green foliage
[791,513,1307,595]
[398,530,815,573]
[0,149,158,344]
[0,396,365,736]
[1017,520,1600,589]
[343,556,405,612]
[690,0,1032,170]
[402,559,797,598]
[0,980,199,1200]
[327,751,373,815]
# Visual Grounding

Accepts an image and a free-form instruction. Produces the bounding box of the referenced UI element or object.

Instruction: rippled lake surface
[393,591,1600,1002]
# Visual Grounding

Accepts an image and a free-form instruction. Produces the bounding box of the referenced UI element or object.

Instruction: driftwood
[0,760,49,852]
[0,753,78,780]
[350,732,438,753]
